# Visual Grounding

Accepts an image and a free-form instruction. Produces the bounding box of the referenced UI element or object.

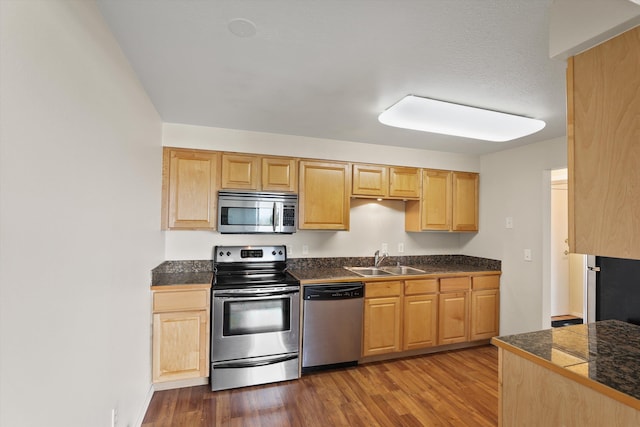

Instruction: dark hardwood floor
[143,345,498,427]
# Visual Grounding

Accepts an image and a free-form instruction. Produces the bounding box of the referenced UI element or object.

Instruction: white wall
[163,123,480,260]
[0,2,163,427]
[461,137,567,335]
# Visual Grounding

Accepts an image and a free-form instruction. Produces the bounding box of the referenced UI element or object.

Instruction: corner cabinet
[405,169,478,232]
[470,275,500,340]
[298,160,350,230]
[568,26,640,259]
[152,287,210,386]
[161,148,219,230]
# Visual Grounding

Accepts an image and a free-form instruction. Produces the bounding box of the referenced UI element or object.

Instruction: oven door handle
[214,289,299,299]
[214,354,298,369]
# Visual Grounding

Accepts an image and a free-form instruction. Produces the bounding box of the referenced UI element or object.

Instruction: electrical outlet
[287,245,292,256]
[381,243,388,254]
[302,245,309,255]
[505,217,514,229]
[398,243,404,253]
[111,407,118,427]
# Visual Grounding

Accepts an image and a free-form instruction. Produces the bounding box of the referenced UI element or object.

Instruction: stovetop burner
[212,245,299,289]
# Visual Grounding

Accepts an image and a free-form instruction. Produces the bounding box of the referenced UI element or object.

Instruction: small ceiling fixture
[378,95,546,142]
[228,18,257,38]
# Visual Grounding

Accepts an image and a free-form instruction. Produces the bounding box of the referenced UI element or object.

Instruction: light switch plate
[524,249,532,261]
[506,217,514,229]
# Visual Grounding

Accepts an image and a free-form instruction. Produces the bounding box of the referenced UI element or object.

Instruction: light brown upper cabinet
[161,147,219,230]
[352,164,420,199]
[221,153,297,192]
[262,156,297,192]
[568,26,640,259]
[298,160,350,230]
[452,171,479,231]
[405,169,478,232]
[221,153,260,190]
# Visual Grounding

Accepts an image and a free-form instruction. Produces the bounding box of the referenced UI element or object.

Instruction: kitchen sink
[344,265,426,277]
[380,265,426,275]
[343,266,393,277]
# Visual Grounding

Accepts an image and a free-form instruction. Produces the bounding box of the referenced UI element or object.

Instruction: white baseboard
[134,384,155,427]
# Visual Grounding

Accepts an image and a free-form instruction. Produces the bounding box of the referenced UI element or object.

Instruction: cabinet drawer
[153,289,209,313]
[472,275,500,290]
[404,279,439,295]
[440,276,471,292]
[365,281,402,298]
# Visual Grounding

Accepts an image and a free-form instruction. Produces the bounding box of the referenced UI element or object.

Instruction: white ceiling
[96,0,568,156]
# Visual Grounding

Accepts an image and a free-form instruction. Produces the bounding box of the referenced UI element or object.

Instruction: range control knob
[226,251,231,256]
[218,251,224,257]
[279,250,283,255]
[272,250,277,255]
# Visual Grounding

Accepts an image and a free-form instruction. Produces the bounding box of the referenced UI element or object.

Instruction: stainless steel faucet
[374,250,388,268]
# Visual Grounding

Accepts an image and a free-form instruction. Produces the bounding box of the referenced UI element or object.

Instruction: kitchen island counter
[492,320,640,425]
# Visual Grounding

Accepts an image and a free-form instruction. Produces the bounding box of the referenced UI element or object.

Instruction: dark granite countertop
[493,320,640,403]
[289,263,500,283]
[150,255,501,286]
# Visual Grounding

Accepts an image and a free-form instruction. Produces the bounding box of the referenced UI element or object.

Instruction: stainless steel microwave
[217,191,297,234]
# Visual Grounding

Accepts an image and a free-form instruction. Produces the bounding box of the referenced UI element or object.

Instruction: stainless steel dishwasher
[302,282,364,373]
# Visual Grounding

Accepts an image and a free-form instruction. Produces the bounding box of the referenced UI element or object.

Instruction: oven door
[212,286,300,362]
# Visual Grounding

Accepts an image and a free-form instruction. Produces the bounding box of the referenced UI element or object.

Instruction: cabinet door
[363,296,402,356]
[403,294,438,350]
[452,172,479,231]
[298,160,350,230]
[262,157,297,192]
[438,292,469,345]
[389,167,421,199]
[221,154,260,190]
[470,289,500,341]
[422,169,452,230]
[153,310,209,382]
[569,27,640,258]
[162,148,218,230]
[352,164,388,197]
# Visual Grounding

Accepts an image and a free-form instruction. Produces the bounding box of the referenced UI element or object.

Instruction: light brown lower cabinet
[152,288,210,384]
[362,281,402,356]
[438,291,469,345]
[362,273,499,359]
[403,278,438,350]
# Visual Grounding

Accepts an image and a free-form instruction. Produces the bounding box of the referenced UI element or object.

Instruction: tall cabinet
[568,26,640,259]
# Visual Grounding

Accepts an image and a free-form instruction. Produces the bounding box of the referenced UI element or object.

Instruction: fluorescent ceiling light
[378,95,546,142]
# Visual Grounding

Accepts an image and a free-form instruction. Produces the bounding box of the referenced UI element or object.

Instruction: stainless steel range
[211,245,300,391]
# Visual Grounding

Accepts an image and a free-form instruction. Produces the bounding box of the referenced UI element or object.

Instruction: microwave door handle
[272,202,278,232]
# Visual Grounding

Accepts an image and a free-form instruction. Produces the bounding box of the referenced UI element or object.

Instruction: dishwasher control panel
[303,283,364,300]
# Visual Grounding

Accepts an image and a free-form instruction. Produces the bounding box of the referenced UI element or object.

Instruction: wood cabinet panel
[363,296,402,356]
[153,309,209,382]
[221,153,260,190]
[153,289,209,312]
[262,157,297,192]
[403,294,438,350]
[365,281,402,298]
[470,289,500,340]
[569,26,640,258]
[472,274,501,290]
[452,172,479,231]
[404,278,438,295]
[389,167,421,199]
[440,276,471,292]
[352,164,388,197]
[162,148,219,230]
[421,169,452,230]
[298,160,350,230]
[438,291,469,345]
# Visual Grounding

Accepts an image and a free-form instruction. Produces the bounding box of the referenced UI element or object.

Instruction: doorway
[549,168,586,326]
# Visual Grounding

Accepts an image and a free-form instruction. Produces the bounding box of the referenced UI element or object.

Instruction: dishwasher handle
[303,283,364,300]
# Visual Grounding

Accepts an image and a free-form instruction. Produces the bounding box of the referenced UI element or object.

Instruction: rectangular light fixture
[378,95,546,142]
